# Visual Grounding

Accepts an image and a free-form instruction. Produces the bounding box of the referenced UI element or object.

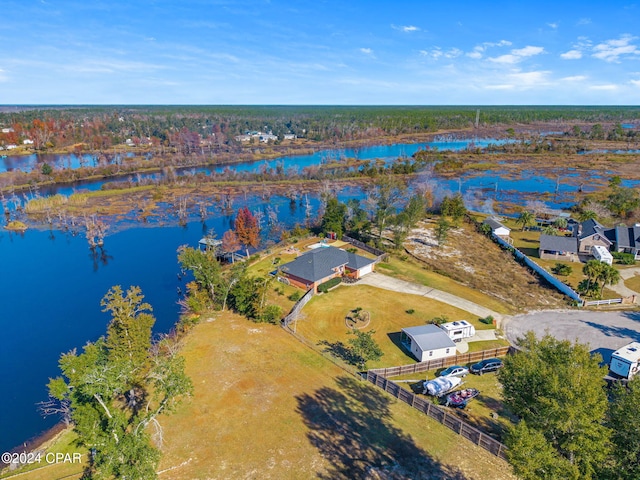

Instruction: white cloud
[508,70,550,86]
[592,34,640,62]
[467,50,483,59]
[420,47,463,60]
[392,24,420,32]
[589,84,618,90]
[547,23,558,29]
[484,84,515,90]
[466,40,511,59]
[631,79,640,87]
[560,49,582,59]
[0,68,6,82]
[561,75,588,82]
[359,48,375,58]
[488,45,544,64]
[577,18,592,25]
[512,46,545,57]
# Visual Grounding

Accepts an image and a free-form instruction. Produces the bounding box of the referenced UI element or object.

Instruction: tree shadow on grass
[296,376,469,480]
[318,340,359,367]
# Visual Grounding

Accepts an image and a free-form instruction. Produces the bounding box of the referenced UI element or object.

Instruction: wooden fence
[342,235,388,260]
[369,346,511,378]
[281,288,314,327]
[366,371,508,461]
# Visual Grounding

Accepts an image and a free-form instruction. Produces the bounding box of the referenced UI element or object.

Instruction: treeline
[2,106,640,152]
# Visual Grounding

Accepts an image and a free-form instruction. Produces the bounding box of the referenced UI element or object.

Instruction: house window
[446,348,450,354]
[429,351,433,357]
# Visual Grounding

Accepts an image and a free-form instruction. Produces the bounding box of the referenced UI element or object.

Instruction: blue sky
[1,1,640,104]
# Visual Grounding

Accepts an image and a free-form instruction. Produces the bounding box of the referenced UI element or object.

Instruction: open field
[155,311,514,480]
[405,220,567,311]
[376,256,512,315]
[296,284,481,367]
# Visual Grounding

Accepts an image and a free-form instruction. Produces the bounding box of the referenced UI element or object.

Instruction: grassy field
[154,311,514,479]
[0,429,86,480]
[296,284,484,367]
[376,255,513,315]
[405,220,567,311]
[625,273,640,294]
[393,368,514,443]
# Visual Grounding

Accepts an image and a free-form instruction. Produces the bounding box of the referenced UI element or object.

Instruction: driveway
[357,272,502,321]
[504,310,640,363]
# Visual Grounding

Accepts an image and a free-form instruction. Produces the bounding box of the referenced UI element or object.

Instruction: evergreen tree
[48,287,192,480]
[321,197,347,237]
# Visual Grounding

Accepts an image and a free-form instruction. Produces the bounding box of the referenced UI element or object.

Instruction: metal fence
[366,371,508,461]
[369,347,511,378]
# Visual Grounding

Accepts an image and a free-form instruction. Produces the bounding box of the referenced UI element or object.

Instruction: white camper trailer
[592,245,613,266]
[440,321,476,343]
[609,342,640,380]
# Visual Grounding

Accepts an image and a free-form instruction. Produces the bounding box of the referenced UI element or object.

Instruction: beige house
[574,219,614,255]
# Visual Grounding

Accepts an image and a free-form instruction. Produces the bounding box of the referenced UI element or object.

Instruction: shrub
[318,277,342,293]
[406,308,415,314]
[429,315,449,325]
[552,263,573,276]
[258,304,283,324]
[612,252,636,265]
[288,291,302,302]
[480,315,494,325]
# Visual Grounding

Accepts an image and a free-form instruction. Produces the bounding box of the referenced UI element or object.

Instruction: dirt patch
[405,220,567,311]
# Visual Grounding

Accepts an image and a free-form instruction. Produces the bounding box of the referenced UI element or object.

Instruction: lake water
[0,138,638,453]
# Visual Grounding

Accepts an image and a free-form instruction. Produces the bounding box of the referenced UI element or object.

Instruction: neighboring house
[259,133,278,143]
[1,127,14,134]
[234,134,252,142]
[483,217,511,238]
[283,133,296,140]
[613,224,640,260]
[278,245,375,292]
[400,324,457,362]
[539,234,579,262]
[22,139,34,145]
[574,219,613,255]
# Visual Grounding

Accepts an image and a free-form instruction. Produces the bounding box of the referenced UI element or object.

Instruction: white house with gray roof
[400,324,457,362]
[539,234,579,262]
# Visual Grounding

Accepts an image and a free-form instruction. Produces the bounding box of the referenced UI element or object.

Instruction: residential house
[283,133,296,140]
[573,219,614,255]
[613,224,640,260]
[483,216,511,238]
[539,234,579,262]
[22,139,34,145]
[400,324,457,362]
[278,245,375,292]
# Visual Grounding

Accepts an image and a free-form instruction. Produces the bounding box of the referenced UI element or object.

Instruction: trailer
[439,320,476,343]
[592,245,613,266]
[609,342,640,380]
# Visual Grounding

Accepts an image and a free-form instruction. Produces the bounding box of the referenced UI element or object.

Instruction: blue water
[0,191,327,453]
[0,138,505,174]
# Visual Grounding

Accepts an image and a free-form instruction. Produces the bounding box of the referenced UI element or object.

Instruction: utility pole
[475,109,480,129]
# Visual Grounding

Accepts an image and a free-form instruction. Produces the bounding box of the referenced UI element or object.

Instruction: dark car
[470,358,503,375]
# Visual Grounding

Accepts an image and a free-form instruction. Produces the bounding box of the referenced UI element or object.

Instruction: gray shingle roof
[402,324,456,351]
[616,225,640,249]
[539,234,578,254]
[280,246,374,283]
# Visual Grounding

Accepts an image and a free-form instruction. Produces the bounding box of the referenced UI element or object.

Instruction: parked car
[437,365,469,378]
[470,358,503,375]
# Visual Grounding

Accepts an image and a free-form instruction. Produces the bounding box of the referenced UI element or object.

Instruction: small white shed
[592,245,613,266]
[483,217,511,237]
[400,325,457,362]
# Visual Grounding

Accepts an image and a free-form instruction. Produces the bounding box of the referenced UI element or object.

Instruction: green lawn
[297,284,488,368]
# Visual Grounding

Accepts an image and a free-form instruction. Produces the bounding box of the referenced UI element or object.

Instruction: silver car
[437,365,469,378]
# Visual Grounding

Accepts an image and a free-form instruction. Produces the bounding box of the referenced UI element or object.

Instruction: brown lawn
[625,273,640,294]
[157,312,515,480]
[405,220,567,311]
[296,284,478,367]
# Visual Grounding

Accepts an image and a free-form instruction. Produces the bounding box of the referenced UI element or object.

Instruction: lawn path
[356,272,504,322]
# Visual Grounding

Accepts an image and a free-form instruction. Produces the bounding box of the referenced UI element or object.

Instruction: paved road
[504,310,640,363]
[356,272,502,321]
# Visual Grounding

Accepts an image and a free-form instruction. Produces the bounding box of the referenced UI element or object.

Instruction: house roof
[483,217,510,232]
[280,246,373,283]
[616,225,640,249]
[539,234,578,254]
[402,324,456,352]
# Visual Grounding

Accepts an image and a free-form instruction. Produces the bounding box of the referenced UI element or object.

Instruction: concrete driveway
[504,310,640,363]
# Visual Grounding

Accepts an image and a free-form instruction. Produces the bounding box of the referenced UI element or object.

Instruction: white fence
[583,298,623,307]
[492,234,583,302]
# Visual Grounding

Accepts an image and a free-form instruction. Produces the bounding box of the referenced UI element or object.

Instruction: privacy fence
[366,370,508,461]
[342,235,389,260]
[281,288,314,327]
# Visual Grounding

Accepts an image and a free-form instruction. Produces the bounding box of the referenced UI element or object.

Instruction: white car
[437,365,469,378]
